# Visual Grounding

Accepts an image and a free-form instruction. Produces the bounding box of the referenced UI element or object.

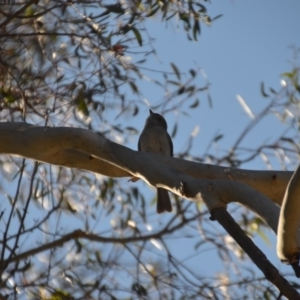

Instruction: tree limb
[0,122,292,205]
[211,207,300,300]
[0,122,283,236]
[277,163,300,264]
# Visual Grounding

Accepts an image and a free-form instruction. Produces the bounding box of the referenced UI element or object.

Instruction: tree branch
[0,122,292,205]
[0,122,286,233]
[0,122,130,178]
[211,207,300,300]
[3,212,200,265]
[277,163,300,264]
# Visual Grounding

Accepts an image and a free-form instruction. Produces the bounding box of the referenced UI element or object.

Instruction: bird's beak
[149,109,153,115]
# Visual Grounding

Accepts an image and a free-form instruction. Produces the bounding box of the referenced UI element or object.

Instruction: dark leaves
[131,27,143,46]
[171,63,181,80]
[260,81,269,98]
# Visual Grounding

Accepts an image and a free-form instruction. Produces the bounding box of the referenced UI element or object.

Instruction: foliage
[0,0,213,127]
[0,1,300,299]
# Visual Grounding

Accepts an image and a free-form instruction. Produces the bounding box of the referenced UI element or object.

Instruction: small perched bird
[138,110,173,213]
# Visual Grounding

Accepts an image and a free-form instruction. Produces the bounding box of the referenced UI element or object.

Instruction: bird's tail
[157,188,172,213]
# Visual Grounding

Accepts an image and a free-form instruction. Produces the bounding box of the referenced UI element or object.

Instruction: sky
[125,0,300,287]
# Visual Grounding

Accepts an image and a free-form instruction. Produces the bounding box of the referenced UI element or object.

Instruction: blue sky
[124,0,300,285]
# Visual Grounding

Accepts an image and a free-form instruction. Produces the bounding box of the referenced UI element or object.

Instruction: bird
[138,109,173,213]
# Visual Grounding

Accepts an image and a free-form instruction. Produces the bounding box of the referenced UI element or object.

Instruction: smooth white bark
[0,122,297,261]
[277,164,300,263]
[0,123,291,201]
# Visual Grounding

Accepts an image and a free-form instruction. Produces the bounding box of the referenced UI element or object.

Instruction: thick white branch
[277,164,300,263]
[0,123,291,202]
[0,122,129,177]
[0,122,286,232]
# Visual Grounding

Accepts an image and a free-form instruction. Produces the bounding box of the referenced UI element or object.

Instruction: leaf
[25,6,35,17]
[211,14,223,22]
[95,251,102,266]
[108,178,115,188]
[179,13,190,28]
[132,187,138,199]
[132,105,139,116]
[104,3,125,14]
[167,80,180,86]
[170,62,181,80]
[260,81,269,98]
[281,72,294,79]
[65,199,77,213]
[214,134,223,142]
[203,15,211,26]
[125,126,138,134]
[207,93,213,108]
[50,289,71,300]
[18,261,31,272]
[189,99,199,108]
[146,5,160,17]
[186,85,195,96]
[189,69,196,78]
[177,85,185,95]
[171,122,177,138]
[55,74,64,83]
[132,27,143,46]
[132,282,147,297]
[129,81,139,94]
[256,228,271,246]
[76,95,89,116]
[194,3,207,13]
[193,20,201,41]
[194,240,206,250]
[136,59,146,64]
[75,239,82,253]
[1,89,15,103]
[269,87,278,94]
[166,11,177,21]
[280,137,298,147]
